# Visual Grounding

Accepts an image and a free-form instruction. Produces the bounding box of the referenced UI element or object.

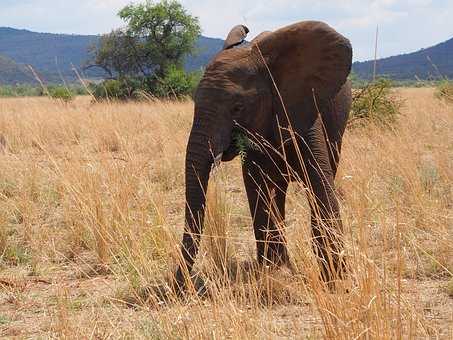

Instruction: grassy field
[0,88,451,339]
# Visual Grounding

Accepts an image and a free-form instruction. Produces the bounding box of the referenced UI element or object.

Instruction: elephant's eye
[232,103,244,115]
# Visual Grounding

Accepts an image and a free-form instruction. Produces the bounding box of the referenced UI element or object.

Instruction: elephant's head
[181,21,352,275]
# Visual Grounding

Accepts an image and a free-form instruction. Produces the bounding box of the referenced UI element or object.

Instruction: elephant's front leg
[242,161,289,266]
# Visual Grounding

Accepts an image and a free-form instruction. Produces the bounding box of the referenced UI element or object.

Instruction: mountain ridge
[353,37,453,80]
[0,27,224,84]
[1,26,452,84]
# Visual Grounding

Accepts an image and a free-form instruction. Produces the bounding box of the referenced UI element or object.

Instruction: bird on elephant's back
[174,20,353,294]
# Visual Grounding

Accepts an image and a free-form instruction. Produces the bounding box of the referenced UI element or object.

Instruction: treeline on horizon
[0,76,449,99]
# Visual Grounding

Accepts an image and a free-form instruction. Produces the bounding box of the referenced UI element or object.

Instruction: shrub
[91,78,142,101]
[348,71,367,89]
[70,86,89,96]
[0,85,87,98]
[91,69,201,101]
[0,85,43,97]
[0,86,15,97]
[48,86,74,102]
[92,80,121,100]
[153,66,201,99]
[435,80,453,103]
[350,78,403,127]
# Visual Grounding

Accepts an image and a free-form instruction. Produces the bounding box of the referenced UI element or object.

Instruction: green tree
[88,0,201,99]
[89,1,201,80]
[87,29,145,78]
[118,0,201,77]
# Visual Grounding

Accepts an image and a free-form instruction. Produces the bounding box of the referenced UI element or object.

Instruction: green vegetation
[48,86,75,102]
[350,78,403,127]
[89,0,202,100]
[90,79,141,101]
[89,67,202,101]
[232,129,260,163]
[435,80,453,103]
[0,84,43,97]
[348,71,367,89]
[350,71,442,89]
[0,84,86,98]
[153,65,202,98]
[118,0,200,77]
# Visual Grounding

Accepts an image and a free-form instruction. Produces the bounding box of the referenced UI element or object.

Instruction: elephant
[174,21,353,292]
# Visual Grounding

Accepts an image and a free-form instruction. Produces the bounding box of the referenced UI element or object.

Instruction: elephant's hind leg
[302,117,347,284]
[242,161,290,267]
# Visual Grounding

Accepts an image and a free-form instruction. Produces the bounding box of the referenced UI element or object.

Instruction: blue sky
[0,0,452,61]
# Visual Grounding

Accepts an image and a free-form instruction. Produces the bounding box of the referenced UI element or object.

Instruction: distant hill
[187,36,224,70]
[0,55,36,84]
[0,27,100,83]
[2,26,453,84]
[0,27,224,85]
[353,37,453,80]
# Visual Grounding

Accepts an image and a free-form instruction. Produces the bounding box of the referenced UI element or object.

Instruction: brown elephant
[175,21,352,291]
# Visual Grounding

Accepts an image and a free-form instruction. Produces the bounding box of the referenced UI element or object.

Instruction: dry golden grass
[0,88,452,338]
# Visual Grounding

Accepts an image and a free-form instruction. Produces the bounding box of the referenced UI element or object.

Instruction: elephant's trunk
[175,127,213,290]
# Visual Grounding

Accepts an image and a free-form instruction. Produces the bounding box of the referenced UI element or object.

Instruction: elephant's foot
[172,267,210,299]
[258,243,294,273]
[172,266,187,296]
[317,253,349,292]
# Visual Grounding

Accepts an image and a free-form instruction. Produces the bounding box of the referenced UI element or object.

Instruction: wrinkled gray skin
[175,21,353,291]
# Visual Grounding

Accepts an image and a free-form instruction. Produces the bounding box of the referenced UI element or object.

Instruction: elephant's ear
[254,21,352,108]
[223,25,249,50]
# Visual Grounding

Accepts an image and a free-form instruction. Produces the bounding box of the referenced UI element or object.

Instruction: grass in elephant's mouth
[232,128,260,162]
[0,89,452,338]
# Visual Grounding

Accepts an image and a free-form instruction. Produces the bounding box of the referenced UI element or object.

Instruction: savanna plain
[0,88,451,339]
